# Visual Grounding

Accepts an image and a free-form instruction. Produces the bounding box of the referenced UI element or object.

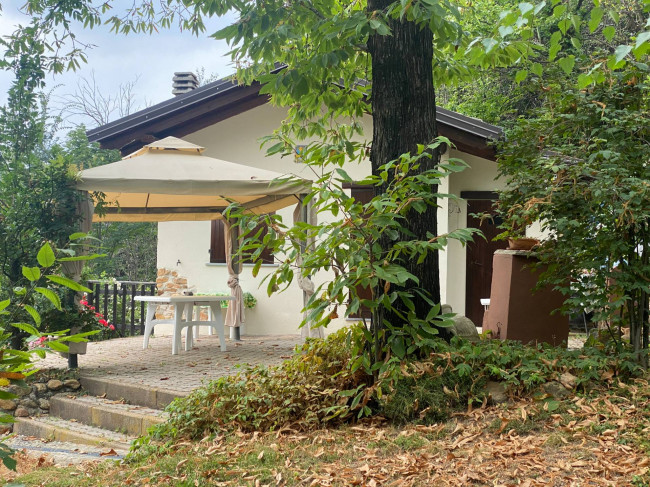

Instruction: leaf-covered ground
[5,378,650,486]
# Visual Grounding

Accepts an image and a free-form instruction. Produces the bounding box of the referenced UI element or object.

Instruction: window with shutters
[209,218,274,264]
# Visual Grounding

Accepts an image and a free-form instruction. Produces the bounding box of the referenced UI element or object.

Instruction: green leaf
[577,73,594,89]
[603,25,615,41]
[482,38,498,53]
[0,446,17,471]
[558,55,575,74]
[635,31,650,49]
[518,2,534,15]
[68,232,88,241]
[22,266,40,282]
[613,44,632,63]
[11,322,40,336]
[533,1,546,15]
[550,31,562,46]
[0,390,16,400]
[46,275,91,292]
[498,26,514,38]
[549,44,562,61]
[0,299,10,312]
[515,69,528,83]
[570,37,582,50]
[557,18,571,35]
[46,341,68,352]
[530,62,543,76]
[553,4,566,17]
[37,243,56,268]
[589,6,603,32]
[23,305,41,326]
[35,287,61,310]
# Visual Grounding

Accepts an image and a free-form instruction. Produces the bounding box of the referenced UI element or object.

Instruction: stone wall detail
[0,375,81,434]
[155,267,195,319]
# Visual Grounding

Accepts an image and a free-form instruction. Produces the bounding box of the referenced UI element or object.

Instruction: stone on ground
[449,315,480,342]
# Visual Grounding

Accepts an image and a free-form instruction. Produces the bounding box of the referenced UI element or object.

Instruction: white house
[87,74,507,335]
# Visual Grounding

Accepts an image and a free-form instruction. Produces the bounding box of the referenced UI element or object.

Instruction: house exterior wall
[156,104,501,335]
[444,151,504,316]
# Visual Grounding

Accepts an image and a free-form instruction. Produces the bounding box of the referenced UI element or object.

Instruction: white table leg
[142,303,157,350]
[192,305,200,340]
[207,306,214,335]
[209,303,226,352]
[185,305,194,352]
[172,302,186,355]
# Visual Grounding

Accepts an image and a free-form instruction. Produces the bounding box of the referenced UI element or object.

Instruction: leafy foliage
[229,140,477,371]
[143,327,645,449]
[146,327,367,443]
[496,62,650,358]
[0,242,100,470]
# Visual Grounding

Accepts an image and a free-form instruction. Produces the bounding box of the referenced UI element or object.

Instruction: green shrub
[378,336,646,425]
[149,327,369,442]
[142,328,647,452]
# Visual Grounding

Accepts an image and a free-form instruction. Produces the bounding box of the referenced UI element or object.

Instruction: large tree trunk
[367,1,452,342]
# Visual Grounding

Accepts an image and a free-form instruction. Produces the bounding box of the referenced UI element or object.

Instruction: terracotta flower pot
[507,237,539,251]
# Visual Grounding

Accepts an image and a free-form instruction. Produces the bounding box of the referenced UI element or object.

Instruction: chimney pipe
[172,72,199,96]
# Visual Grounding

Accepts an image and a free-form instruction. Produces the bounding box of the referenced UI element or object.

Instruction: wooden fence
[86,280,157,336]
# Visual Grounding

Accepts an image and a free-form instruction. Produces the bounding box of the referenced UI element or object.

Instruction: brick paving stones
[34,333,303,394]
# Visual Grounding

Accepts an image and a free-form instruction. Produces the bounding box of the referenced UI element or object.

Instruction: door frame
[461,191,503,326]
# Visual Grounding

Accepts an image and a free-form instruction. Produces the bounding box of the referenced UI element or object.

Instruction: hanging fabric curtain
[223,219,245,330]
[293,200,324,339]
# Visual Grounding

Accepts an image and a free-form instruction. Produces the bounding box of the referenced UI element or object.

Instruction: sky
[0,1,238,131]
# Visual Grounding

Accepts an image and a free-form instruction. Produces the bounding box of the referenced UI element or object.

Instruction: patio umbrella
[76,137,310,222]
[76,136,312,335]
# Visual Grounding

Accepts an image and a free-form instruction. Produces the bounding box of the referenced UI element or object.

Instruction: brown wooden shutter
[210,219,226,263]
[241,220,274,264]
[348,186,374,319]
[211,217,274,265]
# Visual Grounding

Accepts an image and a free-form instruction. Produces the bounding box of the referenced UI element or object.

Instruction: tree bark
[367,1,451,341]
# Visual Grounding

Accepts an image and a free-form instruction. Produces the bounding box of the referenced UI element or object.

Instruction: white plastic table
[134,295,235,355]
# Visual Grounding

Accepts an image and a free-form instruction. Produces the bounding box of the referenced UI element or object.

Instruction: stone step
[80,376,186,409]
[50,394,168,437]
[13,415,134,452]
[3,435,128,465]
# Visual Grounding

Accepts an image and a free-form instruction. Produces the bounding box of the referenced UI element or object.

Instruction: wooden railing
[86,280,157,336]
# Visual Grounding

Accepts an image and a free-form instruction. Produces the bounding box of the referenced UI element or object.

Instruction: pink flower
[79,300,88,306]
[98,319,108,326]
[109,325,115,331]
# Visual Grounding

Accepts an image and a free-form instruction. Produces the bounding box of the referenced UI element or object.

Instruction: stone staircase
[11,376,184,461]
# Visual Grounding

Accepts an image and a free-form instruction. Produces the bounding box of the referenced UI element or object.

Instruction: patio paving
[32,330,585,396]
[34,332,303,395]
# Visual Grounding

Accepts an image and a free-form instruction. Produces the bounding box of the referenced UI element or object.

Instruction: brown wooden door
[465,199,508,326]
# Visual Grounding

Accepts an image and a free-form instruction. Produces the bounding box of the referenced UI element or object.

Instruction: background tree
[54,70,159,282]
[488,0,650,359]
[56,71,146,128]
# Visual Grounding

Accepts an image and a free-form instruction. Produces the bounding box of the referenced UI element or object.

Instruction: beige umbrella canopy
[76,136,310,222]
[75,136,313,337]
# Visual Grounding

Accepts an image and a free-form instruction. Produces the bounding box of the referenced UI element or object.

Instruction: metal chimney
[172,72,199,96]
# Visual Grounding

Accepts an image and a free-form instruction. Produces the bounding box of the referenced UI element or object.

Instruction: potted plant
[41,298,116,356]
[493,202,540,251]
[204,291,257,310]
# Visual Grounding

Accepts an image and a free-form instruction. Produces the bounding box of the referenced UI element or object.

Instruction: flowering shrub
[79,298,115,332]
[41,297,116,339]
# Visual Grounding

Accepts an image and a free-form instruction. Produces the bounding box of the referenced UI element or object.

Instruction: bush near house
[136,325,646,456]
